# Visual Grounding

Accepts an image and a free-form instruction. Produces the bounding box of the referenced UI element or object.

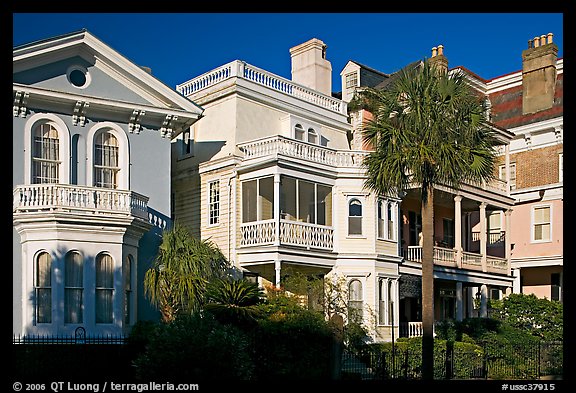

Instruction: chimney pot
[547,33,553,44]
[534,36,540,47]
[432,46,437,57]
[438,45,444,56]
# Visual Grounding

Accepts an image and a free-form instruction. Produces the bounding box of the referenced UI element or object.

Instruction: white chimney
[289,38,332,96]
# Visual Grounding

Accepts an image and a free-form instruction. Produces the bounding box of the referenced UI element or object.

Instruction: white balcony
[13,184,149,220]
[240,219,334,250]
[238,135,368,168]
[403,245,509,273]
[177,60,347,115]
[400,322,423,338]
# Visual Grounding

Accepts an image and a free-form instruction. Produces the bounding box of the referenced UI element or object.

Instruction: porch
[403,245,508,274]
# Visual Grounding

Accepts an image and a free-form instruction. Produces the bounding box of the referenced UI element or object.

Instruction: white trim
[86,122,130,189]
[24,113,71,185]
[207,179,221,227]
[531,203,553,243]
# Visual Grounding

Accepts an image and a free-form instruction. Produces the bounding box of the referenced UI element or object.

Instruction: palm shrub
[204,278,265,327]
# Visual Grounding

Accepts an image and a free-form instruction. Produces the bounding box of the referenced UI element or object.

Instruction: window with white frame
[345,72,358,89]
[348,199,363,235]
[209,180,220,225]
[65,251,83,324]
[124,256,133,325]
[294,124,305,141]
[94,131,120,189]
[348,279,363,321]
[32,122,60,184]
[242,177,274,223]
[532,205,551,242]
[35,252,52,324]
[499,163,516,191]
[279,176,332,226]
[488,211,503,244]
[293,124,320,145]
[307,128,318,144]
[377,199,397,240]
[95,254,114,324]
[378,278,395,325]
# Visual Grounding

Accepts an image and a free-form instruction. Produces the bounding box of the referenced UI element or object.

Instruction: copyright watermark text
[12,382,199,392]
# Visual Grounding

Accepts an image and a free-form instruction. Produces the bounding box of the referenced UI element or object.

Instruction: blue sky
[13,13,563,92]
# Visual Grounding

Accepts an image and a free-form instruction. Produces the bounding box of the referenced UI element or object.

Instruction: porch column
[479,202,487,272]
[274,260,281,288]
[454,195,463,267]
[505,144,511,196]
[274,174,281,246]
[467,287,475,318]
[505,209,512,276]
[455,281,463,321]
[480,284,488,318]
[512,268,521,294]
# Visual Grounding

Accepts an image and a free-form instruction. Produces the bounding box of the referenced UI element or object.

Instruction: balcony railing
[404,246,509,273]
[472,231,505,244]
[240,219,333,250]
[176,60,347,115]
[399,322,423,338]
[238,135,368,168]
[13,184,149,220]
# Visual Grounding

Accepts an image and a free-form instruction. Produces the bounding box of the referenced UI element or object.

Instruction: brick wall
[496,144,563,189]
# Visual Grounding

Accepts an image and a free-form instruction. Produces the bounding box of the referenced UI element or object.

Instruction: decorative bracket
[524,133,532,149]
[129,109,145,134]
[554,125,563,142]
[13,91,29,118]
[160,114,178,138]
[72,101,89,127]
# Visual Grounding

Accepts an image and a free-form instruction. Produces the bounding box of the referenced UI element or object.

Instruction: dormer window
[345,72,358,90]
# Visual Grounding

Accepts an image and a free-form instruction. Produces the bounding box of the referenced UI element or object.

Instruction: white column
[479,202,487,272]
[274,174,281,246]
[505,209,512,276]
[467,287,475,318]
[505,144,511,196]
[274,260,281,288]
[454,195,463,267]
[455,281,463,321]
[512,268,521,294]
[480,284,488,318]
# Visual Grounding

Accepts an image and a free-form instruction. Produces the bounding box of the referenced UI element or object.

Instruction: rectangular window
[488,212,503,244]
[442,218,454,248]
[298,180,316,224]
[498,163,516,191]
[65,252,83,324]
[348,199,363,235]
[96,255,114,324]
[279,176,332,226]
[533,205,551,242]
[32,123,60,184]
[408,211,422,246]
[242,177,274,223]
[209,180,220,225]
[377,199,396,240]
[345,72,358,89]
[182,129,193,156]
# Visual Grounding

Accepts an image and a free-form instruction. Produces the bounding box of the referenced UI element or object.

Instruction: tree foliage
[143,222,229,322]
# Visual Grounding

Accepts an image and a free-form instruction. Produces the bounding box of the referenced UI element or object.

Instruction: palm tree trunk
[421,186,435,380]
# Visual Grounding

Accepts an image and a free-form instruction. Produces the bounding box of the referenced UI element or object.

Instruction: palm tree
[144,222,229,322]
[204,278,265,326]
[356,59,498,379]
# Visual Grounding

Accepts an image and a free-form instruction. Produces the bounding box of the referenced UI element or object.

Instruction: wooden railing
[404,246,509,272]
[400,322,423,338]
[240,219,333,250]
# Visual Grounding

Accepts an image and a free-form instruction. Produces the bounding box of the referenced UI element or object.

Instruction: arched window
[65,251,83,324]
[124,256,133,325]
[35,252,52,324]
[94,131,120,189]
[294,124,305,141]
[307,128,318,144]
[95,254,114,324]
[348,199,363,235]
[32,123,60,184]
[348,279,363,321]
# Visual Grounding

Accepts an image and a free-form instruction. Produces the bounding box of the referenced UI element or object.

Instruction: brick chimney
[522,33,558,114]
[429,44,448,74]
[289,38,332,96]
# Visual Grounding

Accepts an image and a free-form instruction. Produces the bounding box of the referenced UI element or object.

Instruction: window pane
[65,252,83,324]
[96,254,114,324]
[317,185,332,226]
[36,252,52,324]
[209,181,220,225]
[349,199,362,216]
[65,289,83,324]
[308,129,318,144]
[65,252,83,287]
[295,125,305,141]
[96,290,113,323]
[96,255,114,288]
[259,177,274,220]
[298,180,315,223]
[280,176,297,221]
[242,180,257,222]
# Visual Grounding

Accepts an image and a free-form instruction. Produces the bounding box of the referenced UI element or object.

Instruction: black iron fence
[341,341,563,380]
[12,330,135,380]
